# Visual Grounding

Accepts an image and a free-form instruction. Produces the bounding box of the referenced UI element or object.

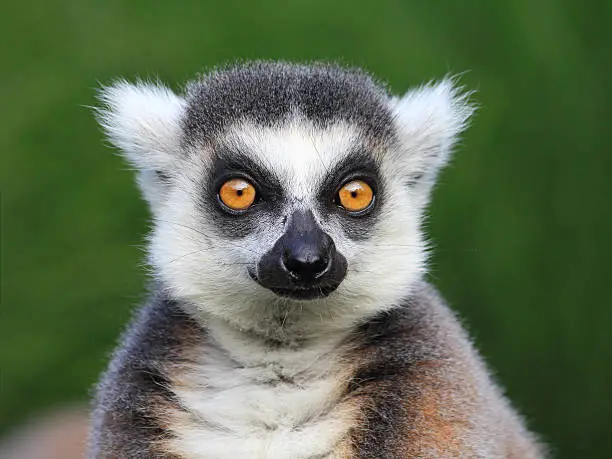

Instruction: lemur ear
[96,81,186,212]
[96,80,186,172]
[390,78,474,205]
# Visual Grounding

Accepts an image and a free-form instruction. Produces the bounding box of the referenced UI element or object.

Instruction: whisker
[155,219,212,240]
[375,245,481,252]
[168,249,254,266]
[280,308,290,328]
[155,219,260,255]
[371,244,421,248]
[309,133,330,175]
[167,248,210,265]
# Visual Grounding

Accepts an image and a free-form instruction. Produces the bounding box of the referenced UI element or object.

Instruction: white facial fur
[97,78,473,339]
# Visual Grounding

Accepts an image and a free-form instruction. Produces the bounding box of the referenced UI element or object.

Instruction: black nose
[254,210,348,298]
[282,236,333,282]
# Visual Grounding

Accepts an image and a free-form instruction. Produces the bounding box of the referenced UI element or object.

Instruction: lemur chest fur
[164,335,355,459]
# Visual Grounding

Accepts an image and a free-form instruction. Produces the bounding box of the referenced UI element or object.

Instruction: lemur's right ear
[96,81,186,172]
[96,81,186,211]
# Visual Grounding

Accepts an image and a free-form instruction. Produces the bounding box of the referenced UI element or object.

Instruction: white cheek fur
[149,132,427,340]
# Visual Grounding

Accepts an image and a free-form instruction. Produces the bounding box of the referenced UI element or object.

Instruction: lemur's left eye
[337,180,374,212]
[219,178,256,211]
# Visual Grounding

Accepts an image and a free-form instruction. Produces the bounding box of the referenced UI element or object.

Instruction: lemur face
[151,120,410,314]
[199,121,386,302]
[97,63,472,333]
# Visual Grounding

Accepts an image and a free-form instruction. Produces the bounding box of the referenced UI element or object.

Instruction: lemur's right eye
[337,179,374,213]
[219,178,256,211]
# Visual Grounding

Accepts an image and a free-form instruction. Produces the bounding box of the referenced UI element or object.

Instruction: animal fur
[89,61,545,458]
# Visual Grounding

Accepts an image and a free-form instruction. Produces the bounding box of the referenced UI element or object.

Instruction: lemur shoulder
[89,61,545,458]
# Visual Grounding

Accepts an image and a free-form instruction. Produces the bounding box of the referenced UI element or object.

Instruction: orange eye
[337,180,374,212]
[219,178,256,211]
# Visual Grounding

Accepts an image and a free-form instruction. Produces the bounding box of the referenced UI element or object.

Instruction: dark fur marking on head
[200,140,385,242]
[155,170,172,182]
[182,61,396,147]
[200,144,286,239]
[317,149,385,241]
[405,172,424,188]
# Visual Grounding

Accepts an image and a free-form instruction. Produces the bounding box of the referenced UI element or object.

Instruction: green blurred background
[2,0,611,457]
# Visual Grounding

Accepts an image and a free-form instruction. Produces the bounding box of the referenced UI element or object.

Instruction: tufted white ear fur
[96,81,186,211]
[391,78,474,207]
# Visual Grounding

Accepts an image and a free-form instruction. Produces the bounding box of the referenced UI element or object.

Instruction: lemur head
[98,62,472,338]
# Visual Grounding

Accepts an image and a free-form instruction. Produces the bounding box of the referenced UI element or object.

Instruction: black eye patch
[317,149,384,240]
[318,150,380,198]
[199,142,383,241]
[210,146,283,201]
[200,146,285,238]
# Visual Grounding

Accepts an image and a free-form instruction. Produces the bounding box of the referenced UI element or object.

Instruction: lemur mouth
[268,284,339,300]
[248,268,340,300]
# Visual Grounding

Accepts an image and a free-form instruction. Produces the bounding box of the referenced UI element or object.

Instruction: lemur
[89,61,545,458]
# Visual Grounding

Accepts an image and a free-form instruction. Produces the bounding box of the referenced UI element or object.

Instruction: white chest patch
[165,336,356,459]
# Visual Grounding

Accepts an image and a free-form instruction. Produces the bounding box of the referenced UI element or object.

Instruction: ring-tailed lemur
[89,61,545,458]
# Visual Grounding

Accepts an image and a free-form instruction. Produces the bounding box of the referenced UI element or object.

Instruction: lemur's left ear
[390,78,474,204]
[96,81,186,172]
[96,81,186,211]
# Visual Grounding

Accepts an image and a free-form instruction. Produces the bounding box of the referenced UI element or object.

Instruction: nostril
[282,250,331,281]
[308,254,330,279]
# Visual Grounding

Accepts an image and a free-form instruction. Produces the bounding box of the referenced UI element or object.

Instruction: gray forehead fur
[182,61,396,145]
